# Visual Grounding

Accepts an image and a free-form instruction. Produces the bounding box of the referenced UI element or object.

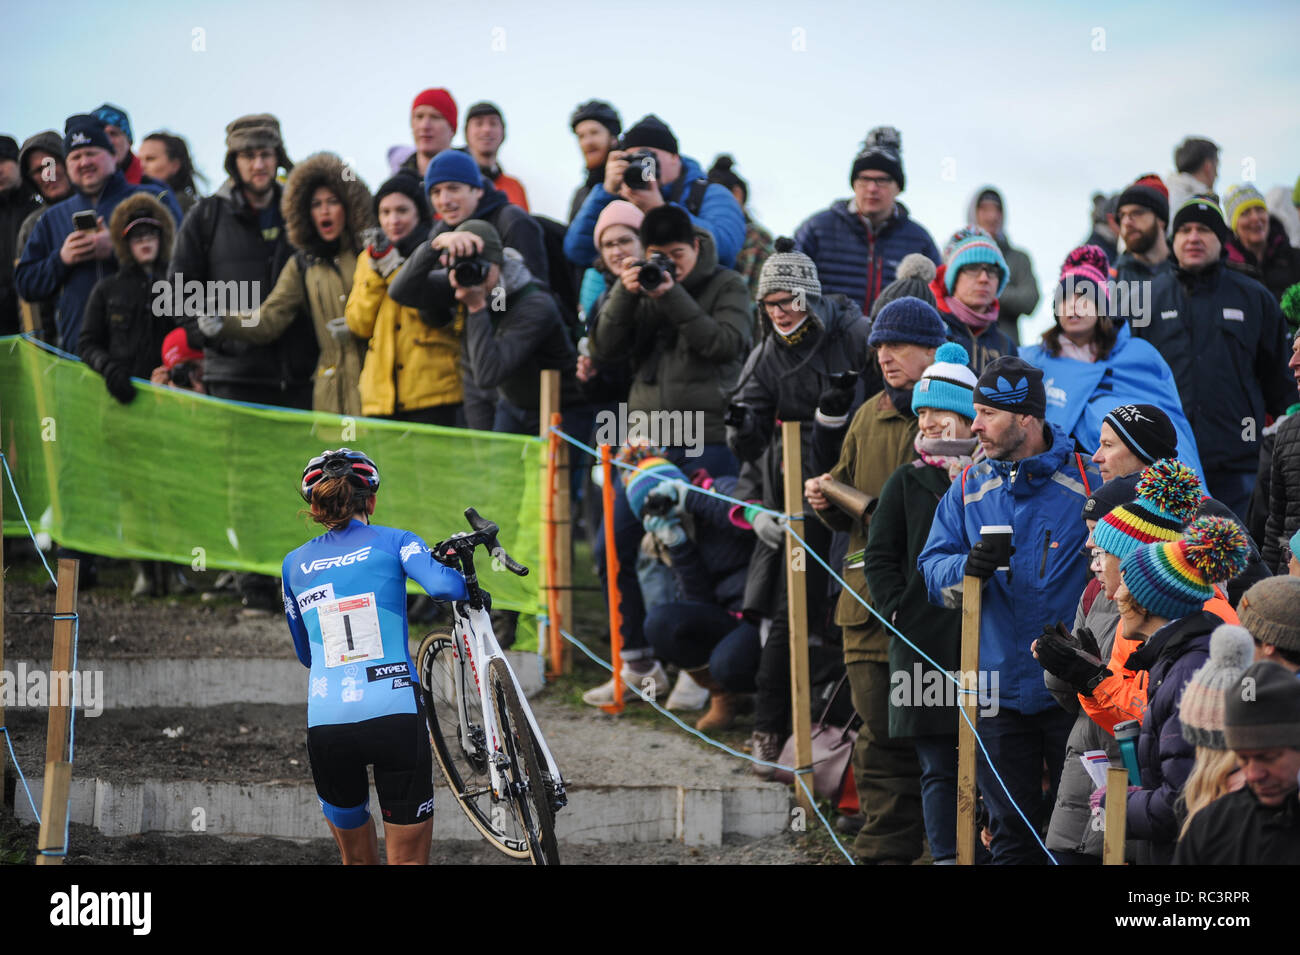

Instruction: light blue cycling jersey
[282,519,468,727]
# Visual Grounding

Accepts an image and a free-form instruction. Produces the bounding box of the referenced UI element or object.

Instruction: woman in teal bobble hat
[863,340,982,864]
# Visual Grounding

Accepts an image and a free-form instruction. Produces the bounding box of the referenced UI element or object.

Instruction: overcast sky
[5,0,1298,338]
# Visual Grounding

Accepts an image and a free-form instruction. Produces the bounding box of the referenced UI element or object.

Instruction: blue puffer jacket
[666,473,753,612]
[563,154,745,269]
[1133,261,1297,474]
[793,200,940,313]
[1020,322,1205,485]
[918,422,1100,714]
[1122,610,1218,865]
[15,171,183,350]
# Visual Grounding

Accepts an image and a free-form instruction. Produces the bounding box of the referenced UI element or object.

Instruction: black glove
[964,541,1002,579]
[104,363,137,405]
[724,402,751,431]
[1075,626,1100,660]
[1034,622,1111,696]
[817,370,858,418]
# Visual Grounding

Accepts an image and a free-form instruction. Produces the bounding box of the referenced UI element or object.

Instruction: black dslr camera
[169,361,199,389]
[451,256,491,287]
[633,253,676,292]
[622,149,657,191]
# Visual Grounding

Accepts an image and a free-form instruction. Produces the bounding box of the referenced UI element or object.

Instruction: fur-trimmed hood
[108,192,176,268]
[282,152,375,256]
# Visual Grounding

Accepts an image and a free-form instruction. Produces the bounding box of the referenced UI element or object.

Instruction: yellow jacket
[345,249,463,417]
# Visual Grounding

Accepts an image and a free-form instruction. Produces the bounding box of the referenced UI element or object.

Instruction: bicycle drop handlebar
[433,508,529,611]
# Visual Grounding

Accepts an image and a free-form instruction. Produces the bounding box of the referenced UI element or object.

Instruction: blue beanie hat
[943,226,1010,296]
[1290,526,1300,564]
[622,456,689,519]
[867,296,947,349]
[912,342,977,419]
[92,103,133,143]
[63,114,113,155]
[424,149,482,194]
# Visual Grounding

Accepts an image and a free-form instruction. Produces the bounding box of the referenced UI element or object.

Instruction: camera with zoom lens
[622,149,658,191]
[634,253,676,292]
[452,256,491,287]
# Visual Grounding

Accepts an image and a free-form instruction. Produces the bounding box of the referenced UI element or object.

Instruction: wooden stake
[1102,766,1128,865]
[956,574,982,865]
[599,445,624,714]
[554,420,573,675]
[781,422,813,817]
[544,413,561,679]
[37,558,79,865]
[36,762,72,865]
[537,370,560,668]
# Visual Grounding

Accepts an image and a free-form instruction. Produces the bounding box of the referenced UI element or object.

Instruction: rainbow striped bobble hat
[1119,516,1251,620]
[1094,459,1202,561]
[617,444,688,519]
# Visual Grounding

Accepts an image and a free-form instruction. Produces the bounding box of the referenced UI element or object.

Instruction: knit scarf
[914,434,982,479]
[948,296,999,332]
[774,315,813,346]
[883,382,915,416]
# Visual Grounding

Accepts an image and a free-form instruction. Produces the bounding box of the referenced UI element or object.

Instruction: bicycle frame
[447,601,567,813]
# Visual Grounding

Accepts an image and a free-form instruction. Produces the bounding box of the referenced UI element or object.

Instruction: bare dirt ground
[2,555,846,865]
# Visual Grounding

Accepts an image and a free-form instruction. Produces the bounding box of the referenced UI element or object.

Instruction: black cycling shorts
[306,711,434,827]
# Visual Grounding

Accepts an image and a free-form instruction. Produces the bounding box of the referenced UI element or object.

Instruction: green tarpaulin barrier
[0,336,544,648]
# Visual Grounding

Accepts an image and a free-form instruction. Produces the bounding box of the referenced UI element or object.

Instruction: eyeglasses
[855,174,894,188]
[762,297,800,314]
[962,263,1001,279]
[1080,545,1106,562]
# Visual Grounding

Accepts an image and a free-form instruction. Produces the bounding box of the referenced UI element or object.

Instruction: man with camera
[917,356,1099,864]
[563,114,744,270]
[15,114,181,352]
[390,218,581,435]
[421,149,548,282]
[580,204,751,704]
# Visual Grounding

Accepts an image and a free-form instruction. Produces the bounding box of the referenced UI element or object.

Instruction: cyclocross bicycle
[415,508,566,865]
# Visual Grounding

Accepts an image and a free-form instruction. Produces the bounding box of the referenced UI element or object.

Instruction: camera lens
[453,258,489,286]
[622,151,655,191]
[637,261,665,290]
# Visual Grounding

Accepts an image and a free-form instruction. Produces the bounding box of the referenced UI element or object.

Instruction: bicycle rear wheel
[416,629,529,859]
[487,657,561,865]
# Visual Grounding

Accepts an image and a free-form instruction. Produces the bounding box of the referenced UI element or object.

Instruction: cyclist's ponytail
[310,476,371,531]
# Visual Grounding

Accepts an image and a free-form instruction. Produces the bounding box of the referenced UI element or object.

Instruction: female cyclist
[282,448,468,864]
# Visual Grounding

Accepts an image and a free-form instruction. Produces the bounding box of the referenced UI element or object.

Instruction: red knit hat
[411,88,458,132]
[161,327,202,369]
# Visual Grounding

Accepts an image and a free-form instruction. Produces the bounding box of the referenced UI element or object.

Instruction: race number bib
[317,593,384,668]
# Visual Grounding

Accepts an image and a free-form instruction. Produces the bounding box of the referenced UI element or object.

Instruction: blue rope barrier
[550,424,1057,864]
[1,449,81,855]
[0,451,58,587]
[1,727,41,824]
[783,523,1058,865]
[558,626,856,865]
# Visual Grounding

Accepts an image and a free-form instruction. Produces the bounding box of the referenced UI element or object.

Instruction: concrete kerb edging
[6,650,544,708]
[13,778,791,847]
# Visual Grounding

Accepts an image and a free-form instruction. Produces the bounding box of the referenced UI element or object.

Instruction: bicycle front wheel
[487,657,561,865]
[416,629,529,859]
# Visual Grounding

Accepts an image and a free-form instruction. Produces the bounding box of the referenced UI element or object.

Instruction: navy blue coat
[1122,610,1219,865]
[1133,261,1297,474]
[563,154,745,269]
[15,171,182,350]
[793,200,940,313]
[666,473,753,613]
